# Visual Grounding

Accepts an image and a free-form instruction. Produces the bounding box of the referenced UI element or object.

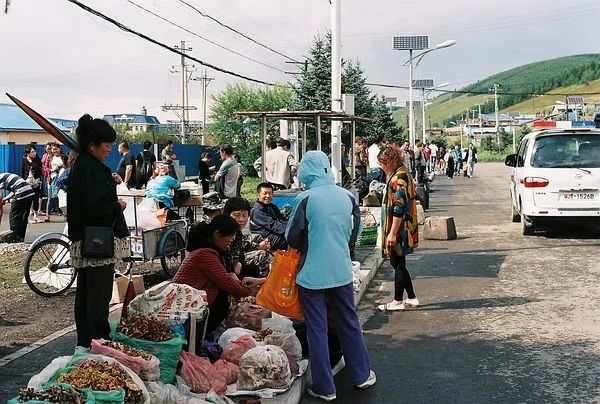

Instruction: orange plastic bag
[256,249,304,320]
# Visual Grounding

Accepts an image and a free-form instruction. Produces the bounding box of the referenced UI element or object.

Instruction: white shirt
[265,147,295,188]
[368,143,381,169]
[428,144,438,157]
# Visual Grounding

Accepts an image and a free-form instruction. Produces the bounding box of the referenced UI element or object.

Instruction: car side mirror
[505,154,517,167]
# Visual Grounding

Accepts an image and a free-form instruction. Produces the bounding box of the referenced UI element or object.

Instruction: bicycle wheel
[159,230,186,278]
[24,238,76,297]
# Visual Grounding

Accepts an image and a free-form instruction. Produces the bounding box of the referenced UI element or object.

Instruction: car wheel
[511,202,520,223]
[520,211,534,236]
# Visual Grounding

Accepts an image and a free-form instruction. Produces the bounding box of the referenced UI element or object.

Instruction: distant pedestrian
[0,172,35,242]
[465,143,478,178]
[214,144,240,198]
[376,144,420,311]
[115,141,136,189]
[445,149,455,179]
[40,142,53,222]
[22,145,43,223]
[198,152,214,195]
[368,134,385,183]
[161,140,178,179]
[264,137,296,190]
[428,142,438,173]
[353,136,368,179]
[48,143,68,215]
[135,140,156,189]
[453,145,462,176]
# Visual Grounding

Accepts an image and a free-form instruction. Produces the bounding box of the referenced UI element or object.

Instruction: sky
[1,0,599,123]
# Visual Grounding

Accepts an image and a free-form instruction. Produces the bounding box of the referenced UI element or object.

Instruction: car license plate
[561,192,596,200]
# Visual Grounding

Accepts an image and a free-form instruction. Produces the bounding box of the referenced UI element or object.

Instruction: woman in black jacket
[67,114,129,352]
[21,145,43,223]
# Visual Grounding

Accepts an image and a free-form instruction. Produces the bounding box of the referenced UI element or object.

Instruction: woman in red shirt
[173,215,264,334]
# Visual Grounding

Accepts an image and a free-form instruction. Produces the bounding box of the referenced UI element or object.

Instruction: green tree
[371,95,403,144]
[208,83,294,174]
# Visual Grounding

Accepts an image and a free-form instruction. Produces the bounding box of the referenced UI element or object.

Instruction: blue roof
[103,114,161,125]
[0,103,71,132]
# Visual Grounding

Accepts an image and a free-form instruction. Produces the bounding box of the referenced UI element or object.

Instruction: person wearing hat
[200,191,225,223]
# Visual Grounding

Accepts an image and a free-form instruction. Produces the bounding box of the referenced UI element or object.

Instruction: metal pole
[478,104,483,146]
[316,115,322,151]
[261,114,267,182]
[180,40,186,144]
[408,49,414,149]
[512,125,516,153]
[330,0,343,184]
[351,120,356,179]
[201,71,207,145]
[421,88,426,143]
[302,121,307,157]
[494,84,499,145]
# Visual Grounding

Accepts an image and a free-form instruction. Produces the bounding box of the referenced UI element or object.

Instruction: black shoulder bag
[82,225,115,258]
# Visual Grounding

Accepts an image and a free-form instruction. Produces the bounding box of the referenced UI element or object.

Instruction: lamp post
[394,37,456,148]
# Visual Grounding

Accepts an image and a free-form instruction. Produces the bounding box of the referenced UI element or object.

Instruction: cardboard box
[110,275,145,305]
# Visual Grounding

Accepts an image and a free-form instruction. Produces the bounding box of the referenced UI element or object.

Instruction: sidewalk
[0,244,384,403]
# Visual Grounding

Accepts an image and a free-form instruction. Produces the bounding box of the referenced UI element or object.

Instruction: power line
[65,0,277,85]
[365,82,600,97]
[176,0,301,64]
[123,0,287,73]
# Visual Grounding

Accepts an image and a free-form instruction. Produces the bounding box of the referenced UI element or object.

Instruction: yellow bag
[256,249,304,320]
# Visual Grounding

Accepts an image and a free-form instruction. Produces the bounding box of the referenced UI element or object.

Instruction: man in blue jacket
[286,151,376,401]
[249,182,288,250]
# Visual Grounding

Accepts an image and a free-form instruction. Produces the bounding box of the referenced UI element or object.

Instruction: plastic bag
[284,351,300,376]
[128,283,207,325]
[180,351,227,395]
[145,381,188,404]
[262,316,295,335]
[200,340,223,363]
[227,298,264,331]
[212,359,239,385]
[110,322,186,384]
[124,197,161,230]
[90,339,160,381]
[175,376,235,404]
[262,331,302,361]
[221,335,256,365]
[217,328,255,349]
[237,345,292,391]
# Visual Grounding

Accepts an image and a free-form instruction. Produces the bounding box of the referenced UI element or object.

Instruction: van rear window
[531,135,600,168]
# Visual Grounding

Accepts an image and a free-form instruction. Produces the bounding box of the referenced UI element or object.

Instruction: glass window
[530,134,600,168]
[516,139,528,167]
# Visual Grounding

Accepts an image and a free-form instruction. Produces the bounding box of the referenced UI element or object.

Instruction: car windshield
[530,134,600,168]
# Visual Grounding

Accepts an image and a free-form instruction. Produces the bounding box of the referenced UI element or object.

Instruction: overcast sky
[1,0,599,123]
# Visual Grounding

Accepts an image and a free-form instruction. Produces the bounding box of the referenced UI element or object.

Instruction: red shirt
[173,248,250,306]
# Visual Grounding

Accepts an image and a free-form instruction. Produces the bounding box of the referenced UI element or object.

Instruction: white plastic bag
[218,328,256,349]
[124,197,161,230]
[128,283,208,324]
[261,331,302,361]
[262,316,295,335]
[237,345,291,391]
[146,381,191,404]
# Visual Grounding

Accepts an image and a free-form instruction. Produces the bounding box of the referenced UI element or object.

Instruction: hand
[386,233,397,247]
[234,262,242,276]
[117,199,127,211]
[258,240,270,251]
[242,277,264,288]
[112,173,122,184]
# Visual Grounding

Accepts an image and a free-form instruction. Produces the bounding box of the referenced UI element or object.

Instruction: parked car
[505,128,600,235]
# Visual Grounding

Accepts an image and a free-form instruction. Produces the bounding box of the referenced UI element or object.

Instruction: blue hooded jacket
[285,151,361,290]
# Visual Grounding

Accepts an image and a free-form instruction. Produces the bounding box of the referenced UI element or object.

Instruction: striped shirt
[0,173,35,201]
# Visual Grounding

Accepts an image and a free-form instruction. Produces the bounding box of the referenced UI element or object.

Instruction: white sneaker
[404,297,420,307]
[307,387,337,401]
[356,370,377,389]
[378,300,405,311]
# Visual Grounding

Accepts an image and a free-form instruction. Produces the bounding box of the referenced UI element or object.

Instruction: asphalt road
[304,162,600,404]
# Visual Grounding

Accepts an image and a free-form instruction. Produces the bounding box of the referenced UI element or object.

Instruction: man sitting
[250,182,288,250]
[145,163,181,221]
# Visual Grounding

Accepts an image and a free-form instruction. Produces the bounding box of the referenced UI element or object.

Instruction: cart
[23,195,188,297]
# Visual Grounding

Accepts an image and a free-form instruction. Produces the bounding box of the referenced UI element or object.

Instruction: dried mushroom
[117,315,174,342]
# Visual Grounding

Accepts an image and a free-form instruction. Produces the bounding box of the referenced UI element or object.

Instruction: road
[304,162,600,403]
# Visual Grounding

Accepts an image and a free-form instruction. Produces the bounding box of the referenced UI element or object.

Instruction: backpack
[137,151,154,183]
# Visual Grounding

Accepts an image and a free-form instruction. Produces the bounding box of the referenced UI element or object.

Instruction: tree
[208,83,294,174]
[371,95,403,144]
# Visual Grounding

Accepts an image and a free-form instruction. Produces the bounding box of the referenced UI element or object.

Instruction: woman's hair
[224,197,251,215]
[377,143,404,167]
[143,140,152,150]
[24,145,36,156]
[75,114,116,152]
[187,214,239,252]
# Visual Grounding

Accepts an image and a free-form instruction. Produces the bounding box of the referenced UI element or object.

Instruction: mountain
[393,54,600,128]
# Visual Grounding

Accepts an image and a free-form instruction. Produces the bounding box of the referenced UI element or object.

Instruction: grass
[477,149,510,162]
[241,176,261,203]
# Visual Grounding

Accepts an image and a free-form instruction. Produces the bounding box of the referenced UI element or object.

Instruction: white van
[505,129,600,235]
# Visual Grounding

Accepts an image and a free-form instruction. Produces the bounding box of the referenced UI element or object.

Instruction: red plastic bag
[221,335,256,365]
[213,359,240,385]
[91,339,160,381]
[180,350,227,394]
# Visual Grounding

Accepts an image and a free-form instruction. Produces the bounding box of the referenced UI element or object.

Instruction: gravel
[0,242,29,255]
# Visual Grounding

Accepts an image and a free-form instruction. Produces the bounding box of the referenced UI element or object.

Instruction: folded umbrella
[6,93,78,150]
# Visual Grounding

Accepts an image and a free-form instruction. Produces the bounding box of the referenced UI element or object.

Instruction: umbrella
[120,269,137,320]
[6,93,78,150]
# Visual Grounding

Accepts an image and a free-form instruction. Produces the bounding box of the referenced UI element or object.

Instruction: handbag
[356,211,378,246]
[81,225,115,258]
[256,249,304,320]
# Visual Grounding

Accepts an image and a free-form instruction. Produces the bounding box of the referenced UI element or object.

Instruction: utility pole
[492,83,500,146]
[478,104,483,146]
[330,0,342,184]
[192,70,214,145]
[174,41,192,144]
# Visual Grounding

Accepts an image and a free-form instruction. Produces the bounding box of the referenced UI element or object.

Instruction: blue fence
[0,143,218,178]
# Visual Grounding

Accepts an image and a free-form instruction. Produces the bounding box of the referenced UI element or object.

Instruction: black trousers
[200,179,210,195]
[9,197,33,241]
[75,264,115,348]
[267,233,288,251]
[390,251,416,301]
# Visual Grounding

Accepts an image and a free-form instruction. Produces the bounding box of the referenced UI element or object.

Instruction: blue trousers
[299,283,371,395]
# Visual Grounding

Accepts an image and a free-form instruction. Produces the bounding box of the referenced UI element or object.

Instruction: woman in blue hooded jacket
[286,150,376,401]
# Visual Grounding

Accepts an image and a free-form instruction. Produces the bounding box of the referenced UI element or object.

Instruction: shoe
[74,346,90,354]
[332,356,345,376]
[405,297,420,307]
[377,300,405,311]
[356,370,377,389]
[307,387,336,401]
